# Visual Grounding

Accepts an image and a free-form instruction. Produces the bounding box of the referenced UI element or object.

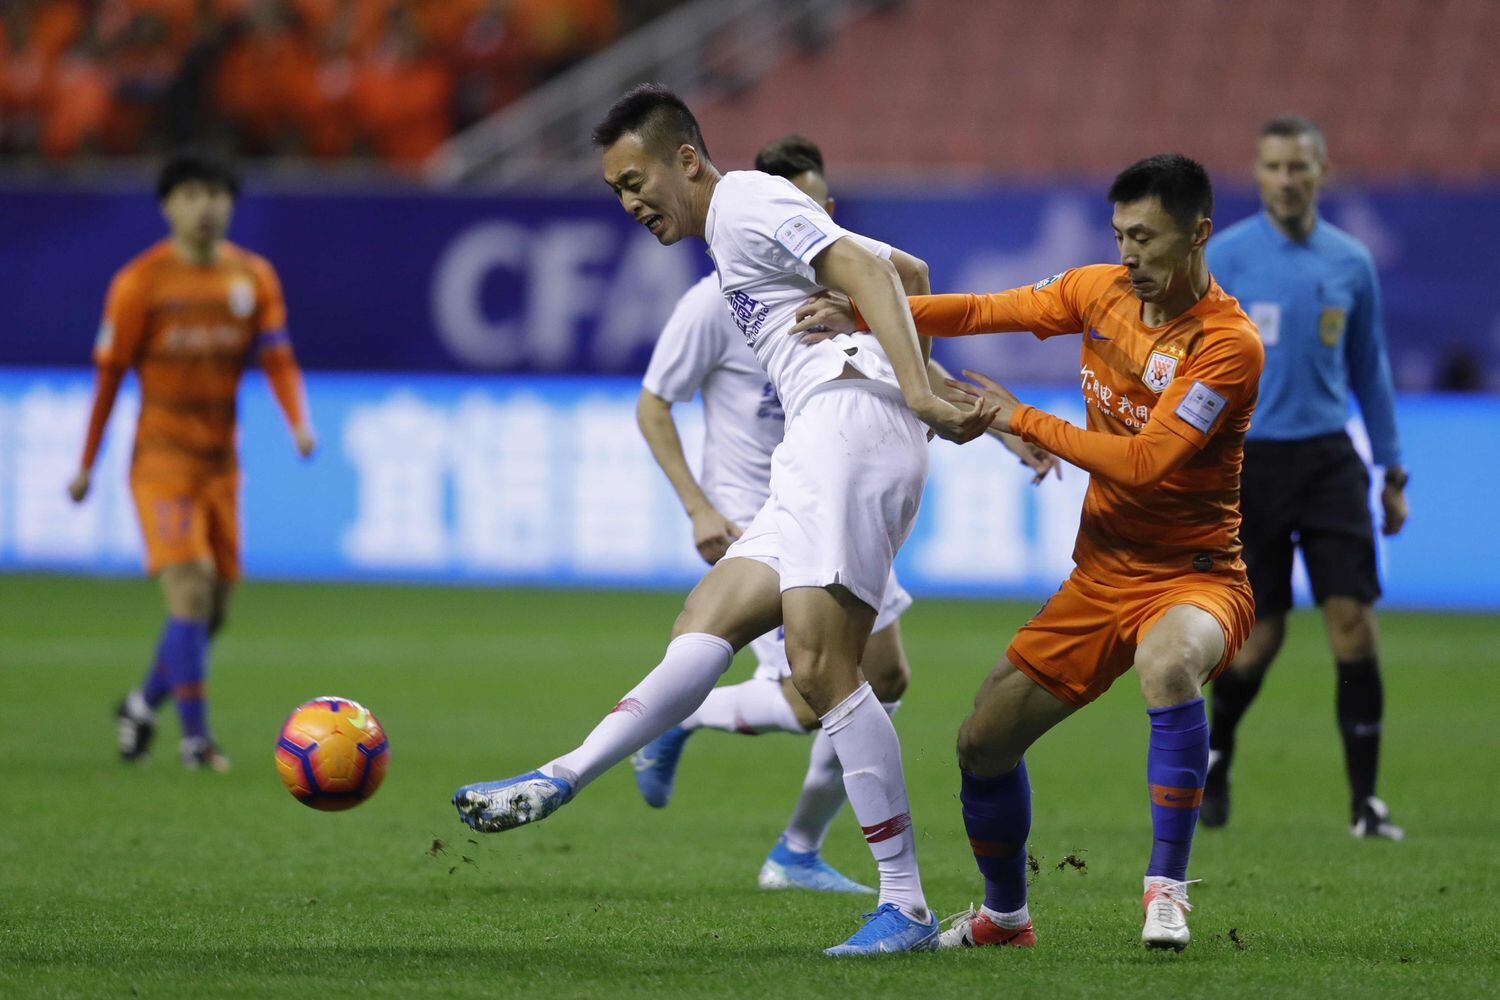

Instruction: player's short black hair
[754,134,825,180]
[1107,154,1213,230]
[1259,113,1328,161]
[156,150,241,201]
[591,83,711,163]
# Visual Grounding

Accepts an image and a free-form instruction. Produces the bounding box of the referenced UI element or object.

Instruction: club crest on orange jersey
[228,276,256,319]
[1142,350,1178,393]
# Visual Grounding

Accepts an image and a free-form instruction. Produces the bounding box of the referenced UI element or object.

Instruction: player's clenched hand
[910,393,997,444]
[66,468,91,504]
[691,508,742,565]
[790,292,859,343]
[294,426,317,458]
[945,369,1023,434]
[1380,481,1408,536]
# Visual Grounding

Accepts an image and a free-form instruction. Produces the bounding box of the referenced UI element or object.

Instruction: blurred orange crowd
[0,0,646,167]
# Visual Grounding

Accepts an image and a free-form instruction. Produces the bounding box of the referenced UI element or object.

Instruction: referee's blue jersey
[1207,212,1401,468]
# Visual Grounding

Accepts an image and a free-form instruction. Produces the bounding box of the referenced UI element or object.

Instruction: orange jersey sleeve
[79,366,125,471]
[1008,319,1262,488]
[1010,403,1199,489]
[81,262,151,469]
[248,256,309,431]
[892,265,1120,340]
[93,264,150,370]
[1148,327,1264,449]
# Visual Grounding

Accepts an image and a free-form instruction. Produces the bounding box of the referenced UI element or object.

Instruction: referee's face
[1255,134,1324,227]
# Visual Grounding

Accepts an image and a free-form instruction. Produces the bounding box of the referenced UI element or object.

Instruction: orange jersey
[88,239,303,476]
[907,264,1263,582]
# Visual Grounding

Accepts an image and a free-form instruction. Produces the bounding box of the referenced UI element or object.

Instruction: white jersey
[642,274,785,523]
[705,170,901,422]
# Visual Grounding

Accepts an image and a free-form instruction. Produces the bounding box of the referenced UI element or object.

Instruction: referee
[1204,115,1407,839]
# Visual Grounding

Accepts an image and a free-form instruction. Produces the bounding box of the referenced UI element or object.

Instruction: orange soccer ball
[275,696,389,810]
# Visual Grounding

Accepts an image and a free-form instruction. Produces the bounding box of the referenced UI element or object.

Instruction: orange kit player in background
[795,155,1262,952]
[67,151,315,772]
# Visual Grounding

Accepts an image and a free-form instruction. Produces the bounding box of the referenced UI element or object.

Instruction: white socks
[682,678,805,735]
[783,700,900,855]
[782,729,845,854]
[541,633,733,791]
[981,903,1031,929]
[820,683,927,919]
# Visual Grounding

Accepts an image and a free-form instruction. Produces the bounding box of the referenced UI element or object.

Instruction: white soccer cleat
[1351,796,1405,841]
[1141,876,1198,951]
[938,905,1035,949]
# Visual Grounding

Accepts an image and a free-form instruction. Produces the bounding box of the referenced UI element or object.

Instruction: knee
[163,566,215,621]
[1324,600,1377,660]
[956,715,1020,777]
[866,659,909,704]
[1137,655,1203,709]
[671,589,734,643]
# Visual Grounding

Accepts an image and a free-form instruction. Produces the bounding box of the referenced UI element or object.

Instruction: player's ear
[680,143,701,178]
[1192,217,1213,251]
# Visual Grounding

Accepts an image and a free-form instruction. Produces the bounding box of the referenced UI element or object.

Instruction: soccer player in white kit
[632,134,1058,896]
[453,85,997,955]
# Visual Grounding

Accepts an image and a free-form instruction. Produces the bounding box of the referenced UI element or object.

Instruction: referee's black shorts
[1239,431,1381,617]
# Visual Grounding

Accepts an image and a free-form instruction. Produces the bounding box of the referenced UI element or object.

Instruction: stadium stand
[0,0,668,166]
[690,0,1500,182]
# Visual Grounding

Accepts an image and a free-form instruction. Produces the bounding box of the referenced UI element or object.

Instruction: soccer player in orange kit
[67,152,315,772]
[794,154,1262,952]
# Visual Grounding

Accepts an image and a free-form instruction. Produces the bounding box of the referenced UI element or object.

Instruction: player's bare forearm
[889,248,931,296]
[636,390,714,517]
[892,249,934,363]
[813,238,931,404]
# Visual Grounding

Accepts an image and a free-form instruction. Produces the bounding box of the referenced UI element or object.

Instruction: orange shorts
[1006,568,1254,707]
[129,468,242,581]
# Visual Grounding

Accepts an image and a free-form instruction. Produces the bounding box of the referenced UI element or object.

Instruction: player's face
[161,180,234,248]
[788,169,833,216]
[602,133,699,245]
[1255,133,1324,224]
[1111,197,1205,304]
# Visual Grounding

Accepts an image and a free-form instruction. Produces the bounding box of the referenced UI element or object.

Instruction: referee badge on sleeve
[1319,306,1347,347]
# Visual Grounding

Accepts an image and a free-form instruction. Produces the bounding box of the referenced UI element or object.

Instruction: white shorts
[748,572,913,681]
[725,378,928,636]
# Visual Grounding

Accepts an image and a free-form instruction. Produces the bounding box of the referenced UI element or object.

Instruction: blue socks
[140,625,173,708]
[156,618,210,740]
[960,761,1031,914]
[1146,697,1209,881]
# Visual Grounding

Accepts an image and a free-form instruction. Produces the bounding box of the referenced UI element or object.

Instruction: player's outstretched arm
[635,389,741,564]
[949,370,1197,489]
[69,365,126,503]
[793,269,1094,343]
[813,237,996,443]
[260,341,315,457]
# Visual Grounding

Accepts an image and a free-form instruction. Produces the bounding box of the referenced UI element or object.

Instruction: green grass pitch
[1,575,1496,997]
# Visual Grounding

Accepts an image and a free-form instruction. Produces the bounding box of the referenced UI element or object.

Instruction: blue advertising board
[1,368,1494,610]
[2,185,1498,389]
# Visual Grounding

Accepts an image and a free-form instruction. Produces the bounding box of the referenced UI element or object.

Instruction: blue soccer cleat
[824,902,939,956]
[453,770,574,833]
[631,726,692,808]
[758,836,875,894]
